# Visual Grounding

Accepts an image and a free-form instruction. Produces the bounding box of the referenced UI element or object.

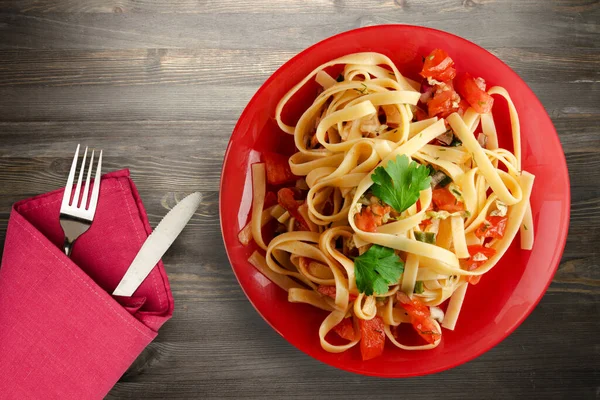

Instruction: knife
[112,192,201,297]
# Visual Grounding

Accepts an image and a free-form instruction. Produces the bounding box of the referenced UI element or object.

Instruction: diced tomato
[396,291,430,320]
[317,285,358,301]
[463,245,497,282]
[419,218,433,231]
[263,191,277,209]
[413,317,442,345]
[333,318,357,341]
[435,66,457,82]
[427,90,454,118]
[454,72,494,114]
[420,49,456,82]
[467,245,497,259]
[359,317,385,361]
[354,204,391,233]
[414,107,428,121]
[396,292,440,345]
[475,216,508,239]
[432,188,464,213]
[263,152,296,185]
[277,188,311,230]
[474,77,487,91]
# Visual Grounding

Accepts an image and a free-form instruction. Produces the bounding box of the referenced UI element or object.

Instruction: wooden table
[0,1,598,398]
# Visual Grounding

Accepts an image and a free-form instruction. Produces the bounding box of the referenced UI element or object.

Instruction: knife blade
[112,192,201,297]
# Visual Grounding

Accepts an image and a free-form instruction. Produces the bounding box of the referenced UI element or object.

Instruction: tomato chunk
[277,188,310,230]
[420,49,456,82]
[317,285,358,301]
[396,292,440,345]
[414,107,428,121]
[432,188,464,213]
[467,245,497,259]
[359,316,385,361]
[263,152,296,185]
[475,216,508,239]
[427,90,456,118]
[454,72,494,114]
[354,204,391,232]
[333,318,357,341]
[464,245,497,284]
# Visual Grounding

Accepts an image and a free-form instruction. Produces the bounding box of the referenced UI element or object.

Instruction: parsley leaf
[370,155,431,213]
[354,245,404,296]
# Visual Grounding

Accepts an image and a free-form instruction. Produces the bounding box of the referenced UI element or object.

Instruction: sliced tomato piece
[413,317,442,345]
[414,107,428,121]
[333,318,357,341]
[317,285,358,301]
[435,66,456,82]
[396,291,430,320]
[463,245,498,279]
[263,152,296,185]
[432,188,464,212]
[427,90,454,118]
[420,49,455,82]
[396,292,440,345]
[419,218,433,231]
[454,72,494,114]
[467,245,497,259]
[354,204,391,233]
[359,316,385,361]
[475,216,508,239]
[263,191,277,209]
[277,188,311,230]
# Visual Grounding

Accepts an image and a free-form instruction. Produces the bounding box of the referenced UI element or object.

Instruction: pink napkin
[0,169,174,399]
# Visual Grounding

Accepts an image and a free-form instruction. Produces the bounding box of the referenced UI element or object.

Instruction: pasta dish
[238,49,535,360]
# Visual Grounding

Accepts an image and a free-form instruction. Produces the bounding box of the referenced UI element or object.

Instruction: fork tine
[72,146,88,208]
[81,149,95,210]
[61,144,80,209]
[88,150,103,215]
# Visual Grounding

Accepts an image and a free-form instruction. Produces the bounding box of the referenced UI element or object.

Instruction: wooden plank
[102,290,598,399]
[0,0,598,15]
[0,81,597,122]
[0,12,597,51]
[0,47,597,88]
[0,0,597,398]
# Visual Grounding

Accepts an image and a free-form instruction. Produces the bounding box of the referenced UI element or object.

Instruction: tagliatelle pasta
[240,49,535,361]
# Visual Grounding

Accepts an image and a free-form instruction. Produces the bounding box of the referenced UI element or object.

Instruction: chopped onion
[430,306,445,323]
[477,132,488,149]
[472,252,488,262]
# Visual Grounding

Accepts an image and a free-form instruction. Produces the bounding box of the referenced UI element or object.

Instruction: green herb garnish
[371,155,431,213]
[354,244,405,296]
[414,281,425,294]
[414,231,436,244]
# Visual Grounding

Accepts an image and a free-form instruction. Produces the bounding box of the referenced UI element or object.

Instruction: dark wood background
[0,1,598,399]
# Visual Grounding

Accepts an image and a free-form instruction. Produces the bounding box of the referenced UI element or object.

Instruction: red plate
[219,25,570,377]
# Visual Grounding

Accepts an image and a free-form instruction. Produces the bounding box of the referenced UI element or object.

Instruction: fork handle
[64,239,74,257]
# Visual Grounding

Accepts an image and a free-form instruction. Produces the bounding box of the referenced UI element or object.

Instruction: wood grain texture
[0,0,598,399]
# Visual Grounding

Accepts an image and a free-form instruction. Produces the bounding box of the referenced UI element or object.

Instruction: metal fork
[59,144,103,257]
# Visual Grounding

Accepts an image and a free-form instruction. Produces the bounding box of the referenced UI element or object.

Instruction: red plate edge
[218,24,571,377]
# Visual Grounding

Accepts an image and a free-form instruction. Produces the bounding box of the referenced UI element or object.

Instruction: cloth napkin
[0,169,174,399]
